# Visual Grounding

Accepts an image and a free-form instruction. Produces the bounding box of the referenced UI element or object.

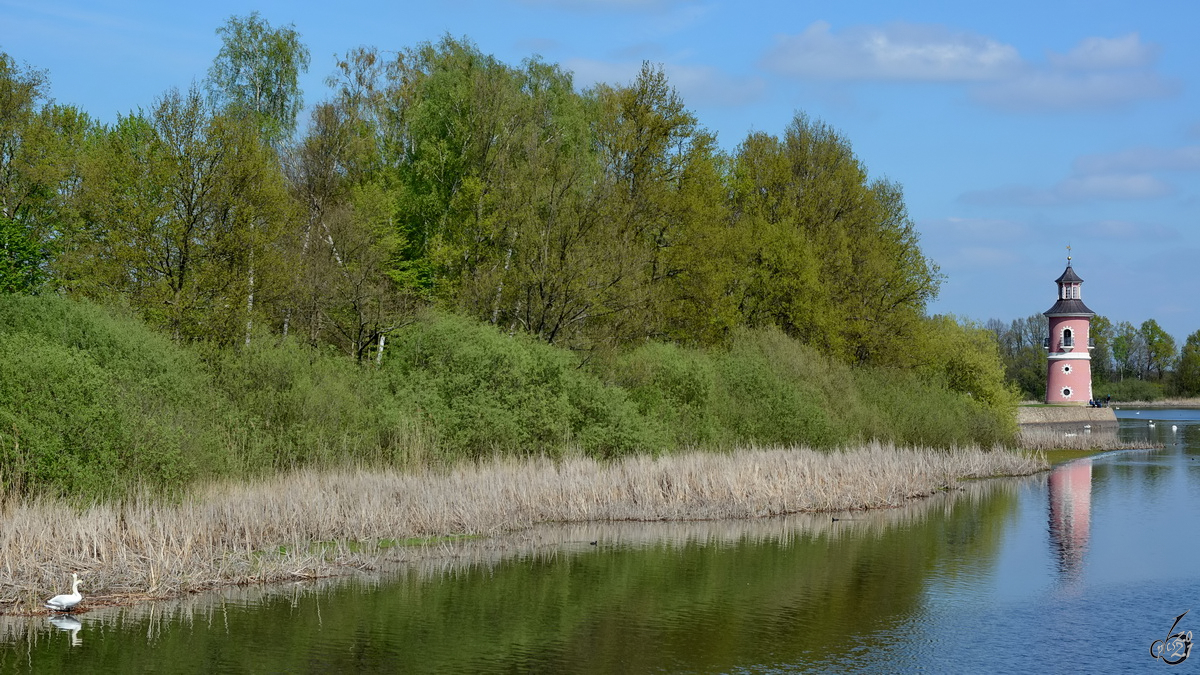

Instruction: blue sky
[4,0,1198,341]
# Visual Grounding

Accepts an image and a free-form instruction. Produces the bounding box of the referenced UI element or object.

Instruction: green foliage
[1088,315,1114,382]
[600,325,1015,451]
[1176,330,1200,396]
[609,341,721,447]
[382,311,658,459]
[0,215,46,292]
[0,295,224,498]
[206,11,310,148]
[918,316,1018,410]
[204,337,425,468]
[988,314,1047,400]
[710,330,842,447]
[1140,318,1176,380]
[1,39,1031,500]
[61,87,293,343]
[0,51,91,284]
[1098,378,1164,402]
[728,116,940,365]
[0,297,1017,501]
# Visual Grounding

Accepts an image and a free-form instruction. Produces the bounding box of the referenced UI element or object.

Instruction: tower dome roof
[1044,298,1094,316]
[1055,263,1084,284]
[1045,260,1093,316]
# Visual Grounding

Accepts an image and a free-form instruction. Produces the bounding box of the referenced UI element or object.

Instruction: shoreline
[1,442,1046,615]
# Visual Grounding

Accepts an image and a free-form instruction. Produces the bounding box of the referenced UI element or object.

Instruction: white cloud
[971,69,1177,111]
[1055,174,1174,201]
[762,21,1021,82]
[760,24,1174,112]
[1073,146,1200,175]
[1081,219,1179,240]
[1047,33,1158,70]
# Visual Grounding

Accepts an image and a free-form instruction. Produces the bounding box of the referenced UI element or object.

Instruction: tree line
[1,15,1013,412]
[988,313,1200,400]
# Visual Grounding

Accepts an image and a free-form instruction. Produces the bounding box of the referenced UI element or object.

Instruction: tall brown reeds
[0,442,1044,615]
[1017,426,1151,451]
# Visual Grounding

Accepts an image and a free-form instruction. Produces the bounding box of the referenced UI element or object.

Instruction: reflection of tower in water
[1048,459,1092,582]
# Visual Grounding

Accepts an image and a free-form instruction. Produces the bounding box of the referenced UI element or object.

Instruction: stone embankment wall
[1017,406,1118,428]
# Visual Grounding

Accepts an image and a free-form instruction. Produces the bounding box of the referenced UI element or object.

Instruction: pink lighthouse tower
[1044,252,1095,404]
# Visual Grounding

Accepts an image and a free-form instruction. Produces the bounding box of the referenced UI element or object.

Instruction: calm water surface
[3,410,1199,673]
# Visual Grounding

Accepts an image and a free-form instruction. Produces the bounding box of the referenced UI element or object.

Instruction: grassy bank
[0,442,1045,614]
[1,296,1019,501]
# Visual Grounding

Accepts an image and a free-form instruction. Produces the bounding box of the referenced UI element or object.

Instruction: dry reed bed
[0,442,1045,614]
[1017,426,1158,451]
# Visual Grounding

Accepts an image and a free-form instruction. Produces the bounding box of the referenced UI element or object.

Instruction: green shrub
[0,296,222,498]
[0,296,1021,501]
[206,338,427,468]
[383,311,659,460]
[711,329,840,448]
[608,341,719,448]
[1097,378,1164,402]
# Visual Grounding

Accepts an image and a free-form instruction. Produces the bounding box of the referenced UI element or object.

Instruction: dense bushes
[381,312,657,459]
[1095,378,1165,402]
[0,296,226,497]
[0,297,1017,500]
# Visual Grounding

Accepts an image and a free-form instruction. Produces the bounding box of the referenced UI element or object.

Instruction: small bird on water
[44,573,83,612]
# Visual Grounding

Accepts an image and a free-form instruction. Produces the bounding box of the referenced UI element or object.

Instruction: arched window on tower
[1063,328,1074,348]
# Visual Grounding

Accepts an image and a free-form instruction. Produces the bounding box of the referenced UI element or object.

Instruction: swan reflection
[48,614,82,647]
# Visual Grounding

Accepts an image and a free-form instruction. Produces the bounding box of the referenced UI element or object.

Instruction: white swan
[44,573,83,612]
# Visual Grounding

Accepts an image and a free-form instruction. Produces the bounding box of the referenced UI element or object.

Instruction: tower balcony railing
[1042,337,1096,350]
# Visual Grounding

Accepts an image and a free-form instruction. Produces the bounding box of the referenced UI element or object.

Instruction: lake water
[3,409,1199,673]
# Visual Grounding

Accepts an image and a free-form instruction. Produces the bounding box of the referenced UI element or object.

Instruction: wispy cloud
[1072,146,1200,174]
[1046,33,1159,70]
[921,216,1032,242]
[761,21,1021,82]
[961,173,1174,206]
[761,23,1176,112]
[971,67,1176,111]
[960,140,1200,208]
[1080,219,1180,240]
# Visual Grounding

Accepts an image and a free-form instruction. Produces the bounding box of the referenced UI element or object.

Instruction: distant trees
[988,314,1047,400]
[1140,319,1176,381]
[206,12,310,151]
[990,311,1199,400]
[60,87,291,343]
[1177,330,1200,396]
[0,52,89,294]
